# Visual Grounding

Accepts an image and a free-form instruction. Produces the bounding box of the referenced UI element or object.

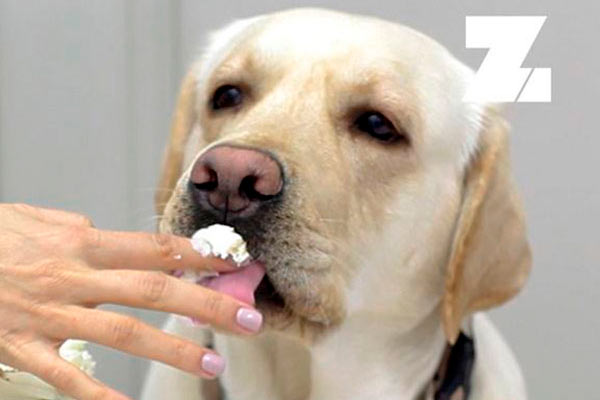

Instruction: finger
[80,270,262,335]
[13,344,130,400]
[48,307,226,379]
[12,203,95,227]
[78,229,236,273]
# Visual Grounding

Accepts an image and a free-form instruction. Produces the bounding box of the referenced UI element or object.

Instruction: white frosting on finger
[0,340,95,400]
[190,224,251,265]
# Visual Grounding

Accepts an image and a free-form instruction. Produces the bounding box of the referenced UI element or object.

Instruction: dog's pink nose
[190,146,283,215]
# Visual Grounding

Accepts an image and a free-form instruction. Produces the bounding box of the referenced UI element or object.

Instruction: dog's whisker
[132,186,176,191]
[315,217,345,225]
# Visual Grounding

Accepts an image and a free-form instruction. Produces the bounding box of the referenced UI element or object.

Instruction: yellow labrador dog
[142,8,531,400]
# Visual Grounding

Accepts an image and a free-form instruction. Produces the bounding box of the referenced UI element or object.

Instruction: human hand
[0,203,262,400]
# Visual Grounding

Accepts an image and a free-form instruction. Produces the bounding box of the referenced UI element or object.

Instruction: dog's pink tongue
[201,262,265,305]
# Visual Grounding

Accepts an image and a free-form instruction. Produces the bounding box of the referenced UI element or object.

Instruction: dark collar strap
[425,332,476,400]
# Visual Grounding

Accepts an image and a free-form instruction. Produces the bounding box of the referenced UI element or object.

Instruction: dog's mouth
[195,260,287,315]
[171,198,334,327]
[254,272,286,311]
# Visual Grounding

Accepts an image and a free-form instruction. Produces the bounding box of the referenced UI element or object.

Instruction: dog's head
[157,9,531,344]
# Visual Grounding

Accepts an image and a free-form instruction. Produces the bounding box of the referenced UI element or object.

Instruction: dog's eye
[212,85,243,110]
[354,112,404,144]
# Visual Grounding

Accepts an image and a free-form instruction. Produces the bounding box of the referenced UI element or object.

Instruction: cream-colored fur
[145,8,531,400]
[142,313,526,400]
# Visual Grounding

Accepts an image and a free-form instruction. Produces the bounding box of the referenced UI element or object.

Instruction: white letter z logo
[464,16,551,103]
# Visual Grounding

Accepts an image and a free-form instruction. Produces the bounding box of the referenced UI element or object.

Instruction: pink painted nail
[171,269,184,278]
[236,308,263,333]
[201,353,225,376]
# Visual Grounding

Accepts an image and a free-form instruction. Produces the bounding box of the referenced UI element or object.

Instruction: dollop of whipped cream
[178,224,251,284]
[0,340,95,400]
[190,224,251,266]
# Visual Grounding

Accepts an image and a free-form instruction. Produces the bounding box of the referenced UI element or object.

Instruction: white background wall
[1,1,598,398]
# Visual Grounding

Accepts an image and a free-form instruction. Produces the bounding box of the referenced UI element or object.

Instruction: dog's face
[158,9,531,342]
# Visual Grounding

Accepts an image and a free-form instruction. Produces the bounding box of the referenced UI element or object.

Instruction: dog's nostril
[239,175,277,201]
[194,180,218,191]
[193,168,218,191]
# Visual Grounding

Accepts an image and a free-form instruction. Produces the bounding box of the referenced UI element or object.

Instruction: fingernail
[201,353,226,376]
[171,269,184,278]
[236,308,263,333]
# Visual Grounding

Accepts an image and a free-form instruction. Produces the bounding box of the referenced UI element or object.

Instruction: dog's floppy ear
[155,64,200,216]
[442,107,532,344]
